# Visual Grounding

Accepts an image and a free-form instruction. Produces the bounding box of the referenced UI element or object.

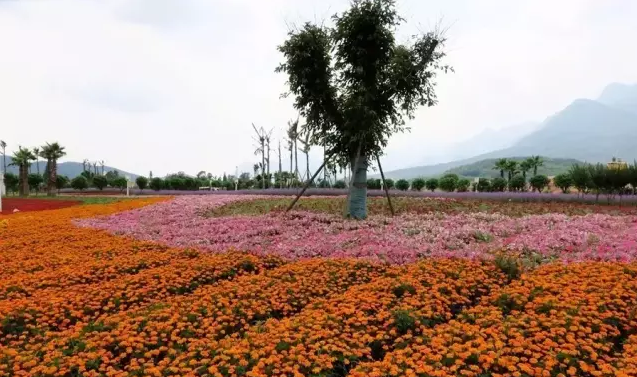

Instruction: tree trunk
[347,154,368,219]
[19,165,29,197]
[294,140,299,180]
[47,160,55,196]
[289,149,293,187]
[36,159,40,175]
[305,153,310,182]
[261,141,265,190]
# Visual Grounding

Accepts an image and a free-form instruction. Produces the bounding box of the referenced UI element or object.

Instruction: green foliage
[395,179,409,191]
[553,173,573,194]
[136,176,148,191]
[438,174,459,192]
[476,178,491,192]
[425,178,439,192]
[149,177,164,191]
[490,177,507,192]
[367,178,382,190]
[27,174,43,192]
[112,177,127,192]
[529,174,550,192]
[492,158,508,179]
[55,175,69,192]
[505,160,518,181]
[334,179,346,189]
[383,178,394,190]
[92,175,108,190]
[569,164,591,194]
[508,175,526,192]
[70,176,89,191]
[411,178,426,191]
[456,178,471,192]
[275,0,448,169]
[3,172,19,193]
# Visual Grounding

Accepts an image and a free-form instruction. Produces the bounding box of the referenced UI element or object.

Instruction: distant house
[607,157,628,170]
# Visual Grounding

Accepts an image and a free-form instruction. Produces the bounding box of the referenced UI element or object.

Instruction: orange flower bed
[1,198,637,377]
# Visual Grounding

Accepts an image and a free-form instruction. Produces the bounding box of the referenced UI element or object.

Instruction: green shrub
[456,178,471,192]
[149,177,163,191]
[92,175,108,190]
[476,178,491,192]
[112,177,128,192]
[553,173,572,194]
[425,178,439,192]
[71,176,89,191]
[3,172,19,194]
[334,180,346,189]
[439,174,459,192]
[383,178,395,190]
[530,174,550,193]
[136,176,148,191]
[28,174,44,193]
[411,178,426,191]
[367,178,382,190]
[396,179,410,191]
[508,175,526,192]
[490,177,507,192]
[55,175,69,193]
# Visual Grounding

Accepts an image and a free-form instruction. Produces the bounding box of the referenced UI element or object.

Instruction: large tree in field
[493,158,508,179]
[10,147,36,196]
[39,142,66,196]
[277,0,449,218]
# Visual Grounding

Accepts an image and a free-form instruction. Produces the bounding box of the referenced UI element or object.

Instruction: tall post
[125,175,130,197]
[0,167,4,213]
[376,155,395,216]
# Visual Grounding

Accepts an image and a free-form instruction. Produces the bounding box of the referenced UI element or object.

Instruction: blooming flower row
[78,195,637,263]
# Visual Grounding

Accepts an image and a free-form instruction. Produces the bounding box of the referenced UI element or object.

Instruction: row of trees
[554,161,637,201]
[1,141,67,196]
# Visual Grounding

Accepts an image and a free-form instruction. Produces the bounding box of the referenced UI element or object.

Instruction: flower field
[0,198,81,215]
[1,195,637,376]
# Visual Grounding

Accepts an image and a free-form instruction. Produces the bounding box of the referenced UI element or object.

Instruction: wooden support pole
[376,154,395,216]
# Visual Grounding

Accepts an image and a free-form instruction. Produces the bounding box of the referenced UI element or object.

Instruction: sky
[1,0,637,177]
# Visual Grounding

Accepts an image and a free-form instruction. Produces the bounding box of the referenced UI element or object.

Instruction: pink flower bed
[76,195,637,264]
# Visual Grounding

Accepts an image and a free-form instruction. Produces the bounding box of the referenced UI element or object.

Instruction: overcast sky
[1,0,637,176]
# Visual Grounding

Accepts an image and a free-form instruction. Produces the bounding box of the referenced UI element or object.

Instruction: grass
[2,194,130,205]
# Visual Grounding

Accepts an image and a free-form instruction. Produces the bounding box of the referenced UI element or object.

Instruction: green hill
[444,157,583,178]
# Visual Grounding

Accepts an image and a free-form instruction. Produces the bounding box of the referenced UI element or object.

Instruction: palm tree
[505,160,519,182]
[39,142,66,196]
[286,118,300,181]
[519,159,532,180]
[10,147,36,196]
[493,158,508,179]
[0,140,6,173]
[529,155,544,176]
[33,147,40,176]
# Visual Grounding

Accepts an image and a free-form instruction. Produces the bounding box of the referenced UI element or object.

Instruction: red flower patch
[0,198,81,215]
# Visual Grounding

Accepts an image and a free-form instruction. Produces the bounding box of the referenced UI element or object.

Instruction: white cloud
[1,0,636,176]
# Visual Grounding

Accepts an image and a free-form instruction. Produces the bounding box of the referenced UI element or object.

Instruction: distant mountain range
[2,157,139,179]
[381,82,637,180]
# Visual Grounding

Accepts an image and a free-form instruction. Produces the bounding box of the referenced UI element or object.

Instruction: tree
[396,179,410,191]
[384,178,394,190]
[493,158,508,179]
[150,177,164,191]
[334,179,346,189]
[439,174,459,192]
[10,147,36,196]
[628,161,637,195]
[366,178,381,190]
[286,118,300,183]
[529,174,550,193]
[505,160,518,182]
[0,140,6,174]
[32,147,40,175]
[252,123,268,189]
[112,177,127,193]
[71,176,88,191]
[298,129,311,182]
[529,155,544,176]
[476,178,490,192]
[508,175,526,192]
[569,164,591,196]
[553,173,573,194]
[56,175,69,193]
[92,175,108,190]
[519,159,532,180]
[4,172,19,194]
[276,0,448,218]
[28,173,44,194]
[588,163,608,201]
[136,176,148,191]
[411,178,426,191]
[39,142,67,196]
[491,177,507,192]
[456,178,471,192]
[425,178,439,192]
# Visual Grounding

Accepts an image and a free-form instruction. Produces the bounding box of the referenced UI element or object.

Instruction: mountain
[443,157,583,178]
[2,157,140,179]
[382,82,637,179]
